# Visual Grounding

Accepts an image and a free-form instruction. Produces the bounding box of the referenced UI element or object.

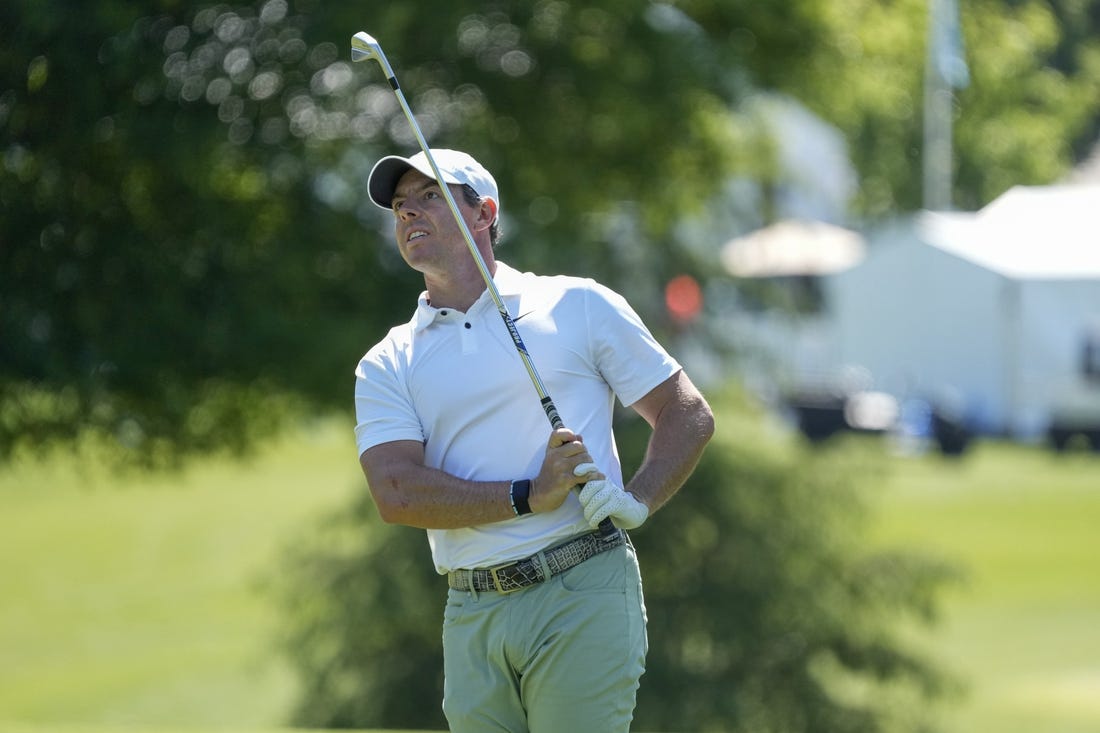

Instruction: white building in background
[823,184,1100,443]
[705,87,1100,448]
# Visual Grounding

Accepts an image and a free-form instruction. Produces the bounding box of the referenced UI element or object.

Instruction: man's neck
[424,258,498,312]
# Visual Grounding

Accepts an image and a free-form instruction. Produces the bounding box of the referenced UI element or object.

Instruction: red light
[665,274,703,324]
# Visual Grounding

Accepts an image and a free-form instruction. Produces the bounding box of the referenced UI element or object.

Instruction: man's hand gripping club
[530,428,648,530]
[528,428,604,513]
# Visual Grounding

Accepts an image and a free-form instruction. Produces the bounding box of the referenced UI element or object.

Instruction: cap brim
[367,156,417,209]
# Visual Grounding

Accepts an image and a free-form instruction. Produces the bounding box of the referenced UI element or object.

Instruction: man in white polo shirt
[354,148,714,732]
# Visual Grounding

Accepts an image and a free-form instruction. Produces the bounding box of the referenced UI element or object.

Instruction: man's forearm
[627,389,714,513]
[361,443,516,529]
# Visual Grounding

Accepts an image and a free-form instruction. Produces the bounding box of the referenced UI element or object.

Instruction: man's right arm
[359,428,600,529]
[360,440,516,528]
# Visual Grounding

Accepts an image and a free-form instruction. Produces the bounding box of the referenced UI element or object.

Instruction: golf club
[351,31,617,538]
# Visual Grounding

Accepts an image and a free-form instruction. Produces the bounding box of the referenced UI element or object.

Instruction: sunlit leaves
[2,0,1097,463]
[786,0,1100,214]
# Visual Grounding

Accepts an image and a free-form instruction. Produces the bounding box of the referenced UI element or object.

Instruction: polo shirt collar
[411,295,436,332]
[489,261,523,294]
[410,261,526,333]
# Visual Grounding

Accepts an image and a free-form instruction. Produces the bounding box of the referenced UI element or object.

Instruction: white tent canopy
[720,220,866,277]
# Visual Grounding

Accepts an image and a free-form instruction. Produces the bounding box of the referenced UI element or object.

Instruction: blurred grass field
[1,422,1098,733]
[866,441,1100,733]
[0,419,361,731]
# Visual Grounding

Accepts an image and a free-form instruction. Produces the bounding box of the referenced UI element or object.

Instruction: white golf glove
[577,479,650,530]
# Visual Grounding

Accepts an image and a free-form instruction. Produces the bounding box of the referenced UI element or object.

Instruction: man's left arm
[577,368,714,529]
[624,369,715,514]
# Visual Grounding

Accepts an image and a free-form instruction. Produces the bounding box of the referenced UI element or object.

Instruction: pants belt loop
[534,550,553,583]
[460,569,478,600]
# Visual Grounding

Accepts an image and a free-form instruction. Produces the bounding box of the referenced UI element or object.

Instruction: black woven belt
[448,529,625,594]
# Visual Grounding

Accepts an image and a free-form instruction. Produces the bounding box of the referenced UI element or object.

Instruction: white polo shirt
[354,261,680,573]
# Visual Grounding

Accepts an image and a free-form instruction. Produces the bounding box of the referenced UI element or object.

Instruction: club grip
[596,516,618,537]
[541,387,618,537]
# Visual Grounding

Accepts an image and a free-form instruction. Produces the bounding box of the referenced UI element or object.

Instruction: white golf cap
[367,149,499,222]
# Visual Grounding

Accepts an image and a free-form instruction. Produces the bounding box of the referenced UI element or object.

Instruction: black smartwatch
[509,479,532,516]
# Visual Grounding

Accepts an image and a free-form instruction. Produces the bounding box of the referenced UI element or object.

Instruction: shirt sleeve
[353,335,425,457]
[585,281,681,407]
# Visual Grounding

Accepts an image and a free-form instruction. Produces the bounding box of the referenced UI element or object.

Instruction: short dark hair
[460,184,501,248]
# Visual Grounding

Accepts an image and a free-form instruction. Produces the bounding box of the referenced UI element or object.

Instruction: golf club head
[350,32,380,62]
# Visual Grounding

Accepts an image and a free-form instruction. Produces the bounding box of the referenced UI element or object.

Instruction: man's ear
[479,197,498,227]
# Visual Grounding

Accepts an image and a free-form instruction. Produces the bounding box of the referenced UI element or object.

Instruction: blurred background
[2,1,1098,732]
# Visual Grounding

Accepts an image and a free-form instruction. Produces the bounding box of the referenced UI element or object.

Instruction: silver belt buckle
[489,563,523,594]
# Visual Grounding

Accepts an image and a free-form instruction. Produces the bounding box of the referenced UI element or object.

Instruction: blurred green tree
[1,0,406,464]
[784,0,1100,215]
[2,0,1097,462]
[276,388,959,731]
[0,0,753,463]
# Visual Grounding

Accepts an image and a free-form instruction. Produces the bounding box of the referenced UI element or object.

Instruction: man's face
[389,169,479,273]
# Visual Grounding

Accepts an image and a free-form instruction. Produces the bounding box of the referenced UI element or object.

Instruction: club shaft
[357,37,615,535]
[386,77,556,416]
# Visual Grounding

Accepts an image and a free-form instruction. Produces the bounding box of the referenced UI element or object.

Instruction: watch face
[510,479,532,515]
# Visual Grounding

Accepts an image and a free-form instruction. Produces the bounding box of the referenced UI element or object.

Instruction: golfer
[354,148,714,732]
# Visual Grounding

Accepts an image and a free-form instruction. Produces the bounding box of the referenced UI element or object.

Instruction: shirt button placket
[461,318,477,354]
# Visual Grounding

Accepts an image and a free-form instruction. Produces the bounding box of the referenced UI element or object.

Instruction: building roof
[918,184,1100,279]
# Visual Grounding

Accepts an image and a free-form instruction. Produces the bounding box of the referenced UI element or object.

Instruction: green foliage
[3,0,1098,464]
[624,391,959,732]
[276,389,959,732]
[276,492,444,729]
[787,0,1100,215]
[0,1,410,465]
[951,0,1100,208]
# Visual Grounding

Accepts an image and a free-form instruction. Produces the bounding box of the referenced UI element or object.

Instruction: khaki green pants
[442,538,648,733]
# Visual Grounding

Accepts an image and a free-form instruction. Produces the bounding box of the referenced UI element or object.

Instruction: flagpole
[923,0,951,211]
[923,0,967,211]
